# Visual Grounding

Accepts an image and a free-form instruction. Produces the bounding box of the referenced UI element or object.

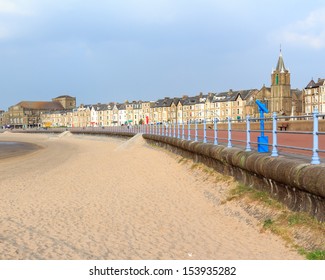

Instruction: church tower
[270,51,291,115]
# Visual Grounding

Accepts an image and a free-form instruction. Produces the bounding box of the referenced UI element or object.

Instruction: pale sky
[1,0,325,109]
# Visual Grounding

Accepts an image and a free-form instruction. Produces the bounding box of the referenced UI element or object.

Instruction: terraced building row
[1,52,324,128]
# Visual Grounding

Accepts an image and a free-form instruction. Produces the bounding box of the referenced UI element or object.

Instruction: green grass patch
[287,213,310,226]
[228,183,252,199]
[228,183,284,209]
[263,219,274,229]
[226,183,325,259]
[306,250,325,260]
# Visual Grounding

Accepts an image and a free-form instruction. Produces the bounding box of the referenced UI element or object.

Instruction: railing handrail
[8,110,324,164]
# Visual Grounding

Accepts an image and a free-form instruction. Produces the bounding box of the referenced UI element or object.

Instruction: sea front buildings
[2,95,76,128]
[1,52,324,129]
[303,78,325,114]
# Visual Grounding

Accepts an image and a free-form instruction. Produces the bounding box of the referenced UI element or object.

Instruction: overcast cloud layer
[0,0,324,108]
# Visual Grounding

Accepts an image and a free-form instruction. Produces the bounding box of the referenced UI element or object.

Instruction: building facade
[270,51,292,115]
[303,78,325,114]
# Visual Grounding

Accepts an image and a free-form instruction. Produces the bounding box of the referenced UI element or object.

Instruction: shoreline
[0,141,42,160]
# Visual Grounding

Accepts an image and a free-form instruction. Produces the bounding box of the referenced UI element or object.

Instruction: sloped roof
[315,78,325,87]
[107,102,115,110]
[234,89,257,100]
[91,103,109,111]
[305,78,325,89]
[17,101,64,110]
[117,103,126,110]
[54,95,75,99]
[305,79,316,89]
[182,96,199,105]
[153,97,179,107]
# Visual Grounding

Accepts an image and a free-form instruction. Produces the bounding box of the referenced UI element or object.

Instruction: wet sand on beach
[0,139,41,160]
[0,132,303,259]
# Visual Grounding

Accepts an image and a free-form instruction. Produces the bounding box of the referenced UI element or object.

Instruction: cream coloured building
[303,78,325,114]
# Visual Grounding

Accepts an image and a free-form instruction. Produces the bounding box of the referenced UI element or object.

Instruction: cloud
[275,7,325,49]
[0,0,33,15]
[0,0,36,40]
[0,1,21,14]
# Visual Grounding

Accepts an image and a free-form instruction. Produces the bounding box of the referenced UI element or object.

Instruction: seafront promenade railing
[87,110,324,165]
[4,110,324,164]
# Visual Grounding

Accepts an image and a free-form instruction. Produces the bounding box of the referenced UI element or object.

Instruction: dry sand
[0,132,303,260]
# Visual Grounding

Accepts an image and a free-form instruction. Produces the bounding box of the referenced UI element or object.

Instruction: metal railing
[113,109,324,165]
[6,109,324,164]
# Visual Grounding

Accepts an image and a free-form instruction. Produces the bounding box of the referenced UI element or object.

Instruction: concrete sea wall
[142,134,325,222]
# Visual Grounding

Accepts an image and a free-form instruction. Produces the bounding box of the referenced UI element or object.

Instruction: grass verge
[228,184,325,260]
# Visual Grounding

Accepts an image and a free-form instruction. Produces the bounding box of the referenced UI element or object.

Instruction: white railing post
[245,115,251,152]
[182,122,185,140]
[177,122,180,139]
[214,118,218,145]
[227,117,232,148]
[271,112,279,157]
[311,108,320,164]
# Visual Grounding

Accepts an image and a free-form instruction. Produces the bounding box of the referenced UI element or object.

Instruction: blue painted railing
[7,110,324,164]
[117,110,324,165]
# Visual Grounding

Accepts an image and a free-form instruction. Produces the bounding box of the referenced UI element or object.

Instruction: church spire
[276,49,286,72]
[270,48,291,116]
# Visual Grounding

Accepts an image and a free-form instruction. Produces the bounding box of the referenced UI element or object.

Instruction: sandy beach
[0,132,303,260]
